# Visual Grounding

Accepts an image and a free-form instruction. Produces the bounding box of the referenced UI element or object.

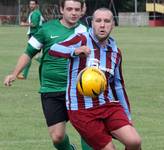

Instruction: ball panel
[77,67,107,97]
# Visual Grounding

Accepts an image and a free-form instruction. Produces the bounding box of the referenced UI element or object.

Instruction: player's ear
[111,19,115,29]
[60,6,64,15]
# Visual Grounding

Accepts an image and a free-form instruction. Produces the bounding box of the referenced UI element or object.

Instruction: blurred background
[0,0,164,27]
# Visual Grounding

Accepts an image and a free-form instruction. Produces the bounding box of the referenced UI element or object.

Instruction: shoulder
[38,19,58,35]
[109,37,117,51]
[117,48,122,57]
[74,24,87,34]
[32,9,42,16]
[108,37,122,56]
[42,19,56,28]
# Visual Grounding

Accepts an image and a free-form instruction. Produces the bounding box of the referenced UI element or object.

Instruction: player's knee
[102,141,116,150]
[126,135,142,149]
[51,132,65,144]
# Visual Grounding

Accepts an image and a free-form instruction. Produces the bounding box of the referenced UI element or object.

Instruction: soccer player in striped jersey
[18,0,44,79]
[49,8,142,150]
[4,0,87,150]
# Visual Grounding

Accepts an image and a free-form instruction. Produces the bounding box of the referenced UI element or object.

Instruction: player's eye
[66,7,73,11]
[75,8,81,12]
[104,19,112,23]
[95,19,101,23]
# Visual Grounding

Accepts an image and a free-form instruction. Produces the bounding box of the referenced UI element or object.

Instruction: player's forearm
[20,22,34,27]
[12,53,31,77]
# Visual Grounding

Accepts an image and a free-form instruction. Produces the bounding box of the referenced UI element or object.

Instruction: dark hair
[59,0,84,9]
[29,0,38,4]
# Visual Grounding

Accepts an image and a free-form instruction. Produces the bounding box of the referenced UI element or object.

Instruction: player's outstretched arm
[3,53,31,86]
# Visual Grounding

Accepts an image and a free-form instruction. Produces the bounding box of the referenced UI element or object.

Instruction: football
[77,67,107,97]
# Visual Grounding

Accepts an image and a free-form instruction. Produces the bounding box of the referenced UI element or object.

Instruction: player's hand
[20,22,25,26]
[3,74,16,86]
[74,46,91,56]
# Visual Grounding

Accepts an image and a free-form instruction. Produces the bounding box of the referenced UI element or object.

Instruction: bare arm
[4,53,31,86]
[20,22,35,27]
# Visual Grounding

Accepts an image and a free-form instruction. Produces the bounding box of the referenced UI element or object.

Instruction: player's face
[92,10,114,42]
[29,1,37,11]
[60,0,82,27]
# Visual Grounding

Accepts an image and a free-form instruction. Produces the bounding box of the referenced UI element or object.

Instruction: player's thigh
[111,125,141,146]
[40,92,69,127]
[68,110,112,150]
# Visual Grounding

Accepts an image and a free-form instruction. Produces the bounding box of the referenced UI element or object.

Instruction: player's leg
[68,109,116,150]
[41,92,75,150]
[81,137,93,150]
[111,125,141,150]
[101,141,116,150]
[105,103,141,150]
[49,122,75,150]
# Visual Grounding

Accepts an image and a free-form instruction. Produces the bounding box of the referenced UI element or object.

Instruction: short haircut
[92,8,113,20]
[59,0,85,9]
[29,0,38,4]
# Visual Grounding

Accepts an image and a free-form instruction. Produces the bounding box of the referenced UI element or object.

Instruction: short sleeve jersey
[25,19,87,93]
[27,9,44,35]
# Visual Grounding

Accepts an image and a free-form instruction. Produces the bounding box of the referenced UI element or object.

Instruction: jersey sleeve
[25,28,44,58]
[49,33,85,58]
[113,49,131,120]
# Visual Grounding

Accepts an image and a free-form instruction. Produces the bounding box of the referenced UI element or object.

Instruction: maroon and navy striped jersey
[49,28,131,120]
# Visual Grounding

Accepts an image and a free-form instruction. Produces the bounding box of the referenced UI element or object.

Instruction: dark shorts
[68,103,131,150]
[41,92,69,127]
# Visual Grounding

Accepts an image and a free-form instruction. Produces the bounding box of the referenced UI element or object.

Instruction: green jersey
[27,9,44,35]
[25,19,87,93]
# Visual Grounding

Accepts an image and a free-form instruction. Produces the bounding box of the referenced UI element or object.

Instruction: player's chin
[98,35,108,40]
[71,18,79,23]
[98,35,108,41]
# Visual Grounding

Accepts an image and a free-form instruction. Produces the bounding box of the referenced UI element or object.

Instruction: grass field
[0,25,164,150]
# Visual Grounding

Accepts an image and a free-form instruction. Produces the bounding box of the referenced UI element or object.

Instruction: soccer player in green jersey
[4,0,87,149]
[18,0,44,79]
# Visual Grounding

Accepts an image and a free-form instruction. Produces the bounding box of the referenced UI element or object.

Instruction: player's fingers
[3,77,10,86]
[83,48,90,56]
[4,75,15,86]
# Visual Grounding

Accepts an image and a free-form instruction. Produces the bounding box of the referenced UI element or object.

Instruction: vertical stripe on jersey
[103,49,112,102]
[83,36,95,108]
[76,34,87,109]
[67,58,74,110]
[90,37,101,107]
[115,63,131,119]
[110,52,120,101]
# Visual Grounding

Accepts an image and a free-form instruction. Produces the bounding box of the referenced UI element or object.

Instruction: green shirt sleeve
[25,27,44,58]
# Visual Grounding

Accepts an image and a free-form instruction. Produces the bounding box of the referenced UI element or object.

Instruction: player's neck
[60,19,77,28]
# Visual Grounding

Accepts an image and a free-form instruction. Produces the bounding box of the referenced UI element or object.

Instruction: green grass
[0,26,164,150]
